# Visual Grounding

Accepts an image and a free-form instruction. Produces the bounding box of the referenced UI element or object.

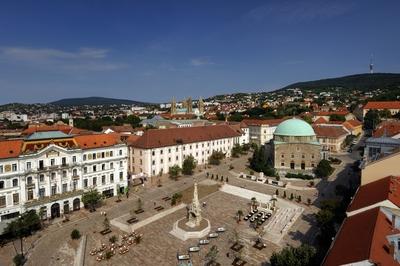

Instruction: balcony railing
[24,189,84,208]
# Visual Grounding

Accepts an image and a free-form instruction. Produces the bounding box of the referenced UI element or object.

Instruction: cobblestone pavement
[0,152,358,266]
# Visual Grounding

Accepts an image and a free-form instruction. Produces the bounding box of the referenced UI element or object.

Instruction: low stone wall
[170,218,211,241]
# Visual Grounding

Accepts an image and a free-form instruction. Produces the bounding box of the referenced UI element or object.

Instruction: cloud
[244,1,355,23]
[0,46,125,71]
[1,47,109,60]
[190,56,214,66]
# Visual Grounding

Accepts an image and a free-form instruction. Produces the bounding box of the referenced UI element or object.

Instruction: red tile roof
[374,121,400,138]
[0,140,23,159]
[74,133,122,150]
[22,124,89,135]
[347,176,400,212]
[129,125,241,149]
[242,118,285,127]
[314,117,328,124]
[313,125,348,138]
[324,207,400,266]
[314,110,350,116]
[364,101,400,110]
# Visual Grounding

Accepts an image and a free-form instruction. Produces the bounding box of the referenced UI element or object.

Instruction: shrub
[109,235,117,243]
[285,173,314,180]
[13,254,25,266]
[71,229,81,239]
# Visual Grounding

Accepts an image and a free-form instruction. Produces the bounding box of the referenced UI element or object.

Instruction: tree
[249,146,276,176]
[4,210,41,261]
[82,189,102,211]
[71,229,81,239]
[182,155,196,175]
[315,159,334,178]
[270,244,316,266]
[329,114,346,122]
[208,151,225,165]
[205,245,219,265]
[364,110,381,130]
[168,165,181,180]
[231,144,242,158]
[236,210,244,222]
[103,217,110,230]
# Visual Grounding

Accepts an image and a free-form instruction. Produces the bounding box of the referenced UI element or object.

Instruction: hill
[49,97,152,106]
[279,73,400,92]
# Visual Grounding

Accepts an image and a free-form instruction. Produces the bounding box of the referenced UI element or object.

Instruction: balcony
[24,189,84,208]
[26,183,35,189]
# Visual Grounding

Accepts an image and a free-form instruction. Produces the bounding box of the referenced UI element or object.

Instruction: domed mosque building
[272,118,322,174]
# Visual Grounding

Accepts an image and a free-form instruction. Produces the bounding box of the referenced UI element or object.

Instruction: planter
[127,217,139,224]
[100,229,112,235]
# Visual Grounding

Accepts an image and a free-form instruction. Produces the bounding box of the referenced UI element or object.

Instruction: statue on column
[186,182,202,227]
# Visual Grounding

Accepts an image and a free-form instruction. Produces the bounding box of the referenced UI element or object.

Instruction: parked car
[216,227,226,232]
[199,239,210,245]
[188,246,200,252]
[208,233,219,238]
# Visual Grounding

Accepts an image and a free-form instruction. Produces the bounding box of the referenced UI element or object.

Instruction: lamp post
[17,214,24,259]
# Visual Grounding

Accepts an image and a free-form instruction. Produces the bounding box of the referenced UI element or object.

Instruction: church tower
[171,97,177,115]
[198,97,205,115]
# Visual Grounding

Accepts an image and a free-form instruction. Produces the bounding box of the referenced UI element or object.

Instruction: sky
[0,0,399,104]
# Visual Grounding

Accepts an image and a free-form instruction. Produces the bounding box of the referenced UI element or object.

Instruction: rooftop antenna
[369,54,374,74]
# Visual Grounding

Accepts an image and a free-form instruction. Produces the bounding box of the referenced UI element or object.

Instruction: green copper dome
[274,118,315,136]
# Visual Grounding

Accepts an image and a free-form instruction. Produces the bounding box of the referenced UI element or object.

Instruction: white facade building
[242,119,284,146]
[128,125,241,178]
[0,131,128,223]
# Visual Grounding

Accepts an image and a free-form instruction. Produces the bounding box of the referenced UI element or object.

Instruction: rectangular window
[84,179,88,188]
[62,170,67,178]
[51,186,56,196]
[83,154,87,161]
[119,149,122,156]
[93,177,97,186]
[84,167,87,174]
[93,165,97,172]
[160,150,163,155]
[110,174,114,183]
[0,196,6,207]
[39,174,44,182]
[92,153,96,159]
[119,172,123,181]
[110,162,114,169]
[50,159,55,166]
[176,156,178,160]
[12,164,17,172]
[39,188,45,198]
[39,160,44,170]
[26,162,31,170]
[0,165,2,173]
[13,193,19,205]
[51,172,56,180]
[28,189,34,200]
[72,156,77,163]
[62,157,66,166]
[119,161,123,167]
[102,164,105,170]
[102,175,105,185]
[152,151,155,156]
[62,183,67,193]
[168,148,171,153]
[110,151,113,157]
[102,152,105,158]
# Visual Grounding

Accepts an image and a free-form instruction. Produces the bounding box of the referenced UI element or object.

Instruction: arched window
[12,179,18,187]
[73,169,77,176]
[27,176,33,185]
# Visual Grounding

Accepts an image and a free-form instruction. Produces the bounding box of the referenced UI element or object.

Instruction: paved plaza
[0,152,356,266]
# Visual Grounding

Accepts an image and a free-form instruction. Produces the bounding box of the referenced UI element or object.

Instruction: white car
[208,233,219,238]
[216,227,226,232]
[199,239,210,245]
[188,246,200,252]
